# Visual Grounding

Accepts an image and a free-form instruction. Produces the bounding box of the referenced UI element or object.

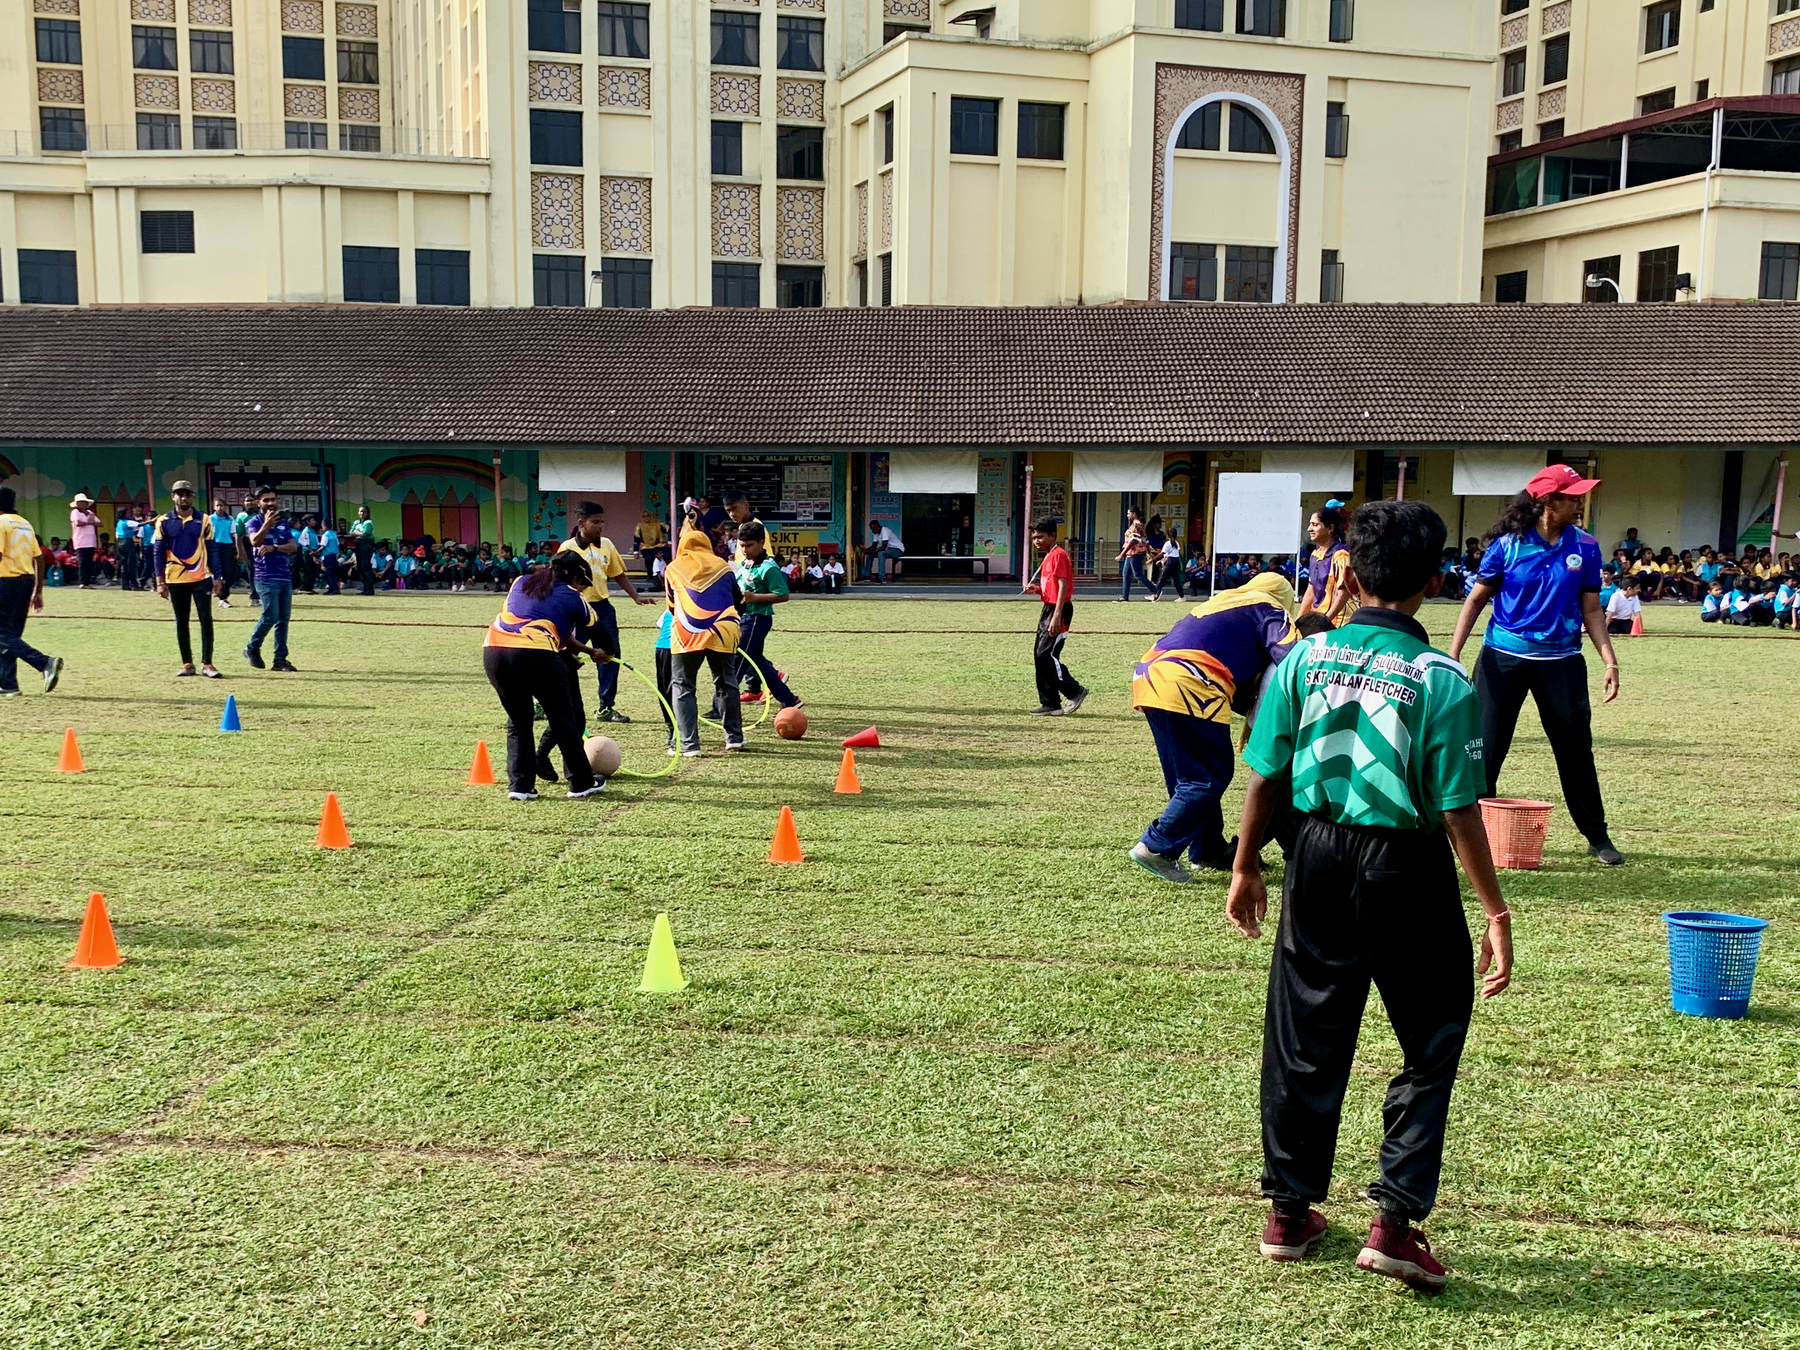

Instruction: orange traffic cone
[55,728,85,773]
[314,792,353,849]
[767,805,805,864]
[1629,611,1644,636]
[833,748,862,795]
[841,726,881,749]
[69,892,123,969]
[467,740,496,786]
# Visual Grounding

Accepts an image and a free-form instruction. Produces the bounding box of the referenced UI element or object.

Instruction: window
[1543,34,1569,85]
[1582,254,1621,301]
[286,120,328,148]
[340,123,381,151]
[1174,0,1224,30]
[949,97,999,155]
[1761,242,1800,301]
[133,24,177,69]
[35,18,81,64]
[1320,249,1344,302]
[1501,0,1528,12]
[1229,104,1276,154]
[191,28,233,73]
[533,254,585,306]
[194,116,237,149]
[283,35,326,79]
[1170,243,1218,301]
[1698,0,1713,10]
[1773,57,1800,96]
[1176,103,1221,150]
[711,121,743,175]
[1695,79,1709,101]
[416,249,471,305]
[777,265,824,308]
[1494,270,1528,303]
[136,112,181,150]
[777,16,824,70]
[1224,246,1275,302]
[1017,102,1065,160]
[1538,119,1565,141]
[1638,88,1676,115]
[1636,245,1680,301]
[342,246,399,303]
[1779,0,1800,13]
[854,259,868,306]
[1502,49,1526,98]
[1325,101,1349,158]
[596,2,650,57]
[880,104,894,164]
[530,109,583,165]
[713,262,760,307]
[140,211,195,254]
[38,107,86,152]
[1496,130,1523,152]
[712,11,759,66]
[1236,0,1284,37]
[1644,0,1679,54]
[529,0,580,52]
[883,23,926,43]
[879,252,892,306]
[1329,0,1353,41]
[339,40,379,83]
[601,256,652,307]
[19,249,78,305]
[777,125,825,179]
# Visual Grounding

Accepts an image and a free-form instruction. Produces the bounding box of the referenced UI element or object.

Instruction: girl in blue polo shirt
[1448,464,1624,866]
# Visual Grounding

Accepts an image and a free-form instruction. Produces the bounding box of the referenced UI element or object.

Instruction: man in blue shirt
[1449,464,1622,865]
[114,511,143,592]
[243,486,301,671]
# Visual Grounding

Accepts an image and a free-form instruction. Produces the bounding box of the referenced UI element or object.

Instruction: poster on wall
[703,454,838,528]
[1151,454,1193,548]
[1033,477,1068,526]
[869,453,900,533]
[973,455,1013,561]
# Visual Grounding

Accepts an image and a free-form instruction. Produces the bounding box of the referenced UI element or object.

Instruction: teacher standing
[1448,464,1623,866]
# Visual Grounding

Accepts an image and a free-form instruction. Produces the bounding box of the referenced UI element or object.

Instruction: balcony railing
[2,123,487,159]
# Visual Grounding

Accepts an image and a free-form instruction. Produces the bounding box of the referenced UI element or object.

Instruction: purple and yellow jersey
[1132,585,1299,723]
[668,567,741,654]
[152,511,215,584]
[484,578,594,653]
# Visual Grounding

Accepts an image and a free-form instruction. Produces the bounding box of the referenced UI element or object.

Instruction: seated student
[1630,550,1662,600]
[1700,579,1727,622]
[805,554,825,593]
[1598,565,1619,612]
[1184,550,1208,593]
[1773,574,1796,629]
[822,555,845,593]
[1437,549,1466,601]
[491,545,521,589]
[1460,536,1484,574]
[393,547,416,590]
[1727,578,1773,626]
[1695,548,1722,588]
[1605,576,1641,635]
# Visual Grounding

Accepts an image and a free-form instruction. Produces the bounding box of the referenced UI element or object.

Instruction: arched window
[1175,103,1220,150]
[1174,102,1278,155]
[1229,104,1277,155]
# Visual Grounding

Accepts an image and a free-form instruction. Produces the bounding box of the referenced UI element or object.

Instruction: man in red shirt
[1023,518,1088,716]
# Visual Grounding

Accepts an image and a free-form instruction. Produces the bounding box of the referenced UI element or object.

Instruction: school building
[2,302,1796,579]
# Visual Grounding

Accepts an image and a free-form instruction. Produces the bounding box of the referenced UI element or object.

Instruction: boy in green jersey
[1228,500,1513,1294]
[733,522,802,709]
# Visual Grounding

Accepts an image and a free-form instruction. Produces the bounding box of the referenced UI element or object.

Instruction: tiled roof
[2,303,1798,448]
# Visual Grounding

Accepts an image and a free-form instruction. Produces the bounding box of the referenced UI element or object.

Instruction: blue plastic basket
[1662,911,1770,1020]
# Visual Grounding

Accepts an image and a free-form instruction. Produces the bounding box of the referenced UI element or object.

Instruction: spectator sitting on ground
[1460,536,1484,573]
[1605,575,1641,634]
[1619,526,1644,559]
[1700,579,1726,623]
[1728,577,1774,626]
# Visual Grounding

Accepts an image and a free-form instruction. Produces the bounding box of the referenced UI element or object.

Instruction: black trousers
[1474,645,1609,846]
[76,548,96,586]
[1033,602,1082,709]
[168,581,215,665]
[590,602,621,709]
[484,646,595,795]
[0,574,49,691]
[355,540,375,594]
[117,541,141,590]
[1262,815,1473,1223]
[535,650,588,772]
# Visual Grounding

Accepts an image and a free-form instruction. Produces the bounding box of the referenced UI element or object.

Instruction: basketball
[774,706,808,740]
[584,735,623,777]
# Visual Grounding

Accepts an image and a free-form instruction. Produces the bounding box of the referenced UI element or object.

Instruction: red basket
[1479,797,1554,870]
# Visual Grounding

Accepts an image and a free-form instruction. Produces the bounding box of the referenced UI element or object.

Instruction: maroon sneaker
[1259,1208,1328,1261]
[1355,1215,1448,1292]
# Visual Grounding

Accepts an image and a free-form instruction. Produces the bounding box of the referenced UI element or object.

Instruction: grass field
[1,588,1796,1349]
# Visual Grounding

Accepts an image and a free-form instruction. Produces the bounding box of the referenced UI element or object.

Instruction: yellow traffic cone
[637,911,688,992]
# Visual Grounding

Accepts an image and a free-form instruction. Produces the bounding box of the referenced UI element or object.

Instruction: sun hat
[71,492,94,505]
[1525,464,1601,498]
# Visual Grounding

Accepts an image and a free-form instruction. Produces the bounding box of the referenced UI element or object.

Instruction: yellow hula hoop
[603,644,776,779]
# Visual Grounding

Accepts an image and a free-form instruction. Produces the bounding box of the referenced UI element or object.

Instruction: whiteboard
[1214,473,1303,555]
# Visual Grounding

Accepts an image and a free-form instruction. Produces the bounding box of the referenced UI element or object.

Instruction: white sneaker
[1129,842,1193,884]
[566,783,605,799]
[681,750,703,759]
[507,791,539,802]
[723,741,744,752]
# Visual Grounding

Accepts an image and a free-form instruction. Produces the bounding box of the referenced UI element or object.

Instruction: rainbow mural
[367,453,498,490]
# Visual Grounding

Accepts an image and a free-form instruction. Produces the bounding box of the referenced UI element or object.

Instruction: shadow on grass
[1434,1249,1793,1322]
[0,914,247,951]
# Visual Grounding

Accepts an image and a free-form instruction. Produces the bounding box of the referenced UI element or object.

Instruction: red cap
[1525,463,1601,499]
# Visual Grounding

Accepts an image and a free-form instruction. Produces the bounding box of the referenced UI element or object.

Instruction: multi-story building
[3,0,1499,308]
[1482,0,1800,304]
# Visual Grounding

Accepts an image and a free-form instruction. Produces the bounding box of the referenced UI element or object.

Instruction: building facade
[4,0,1497,308]
[1481,0,1800,303]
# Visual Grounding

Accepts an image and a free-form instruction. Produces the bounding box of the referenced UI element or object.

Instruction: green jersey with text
[1245,609,1484,830]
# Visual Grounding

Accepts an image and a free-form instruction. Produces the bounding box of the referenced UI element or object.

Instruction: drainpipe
[1021,451,1035,586]
[1773,451,1790,580]
[1695,105,1724,300]
[491,452,504,549]
[143,447,156,513]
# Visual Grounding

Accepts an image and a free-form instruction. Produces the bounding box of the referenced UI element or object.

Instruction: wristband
[1487,909,1511,923]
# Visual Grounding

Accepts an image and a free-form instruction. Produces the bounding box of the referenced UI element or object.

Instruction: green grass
[1,588,1796,1348]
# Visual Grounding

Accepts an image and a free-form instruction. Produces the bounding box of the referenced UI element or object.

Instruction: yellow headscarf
[1189,571,1298,621]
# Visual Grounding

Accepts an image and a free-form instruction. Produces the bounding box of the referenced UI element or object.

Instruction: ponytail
[1484,490,1548,547]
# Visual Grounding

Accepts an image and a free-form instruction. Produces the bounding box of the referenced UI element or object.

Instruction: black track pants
[484,646,595,795]
[1261,814,1473,1223]
[168,581,214,665]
